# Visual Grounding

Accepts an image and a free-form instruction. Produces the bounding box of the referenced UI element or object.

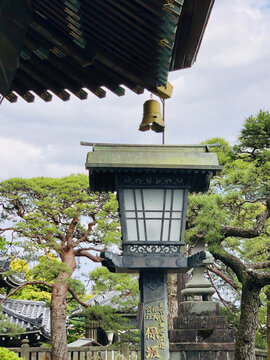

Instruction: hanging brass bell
[139,99,165,133]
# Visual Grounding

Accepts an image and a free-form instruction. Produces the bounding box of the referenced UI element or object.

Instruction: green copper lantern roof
[85,143,221,169]
[84,143,222,193]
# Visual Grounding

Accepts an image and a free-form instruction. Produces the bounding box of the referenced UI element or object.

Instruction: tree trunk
[177,273,188,316]
[50,249,76,360]
[266,287,270,360]
[235,277,261,360]
[51,282,69,360]
[167,273,178,329]
[167,273,189,329]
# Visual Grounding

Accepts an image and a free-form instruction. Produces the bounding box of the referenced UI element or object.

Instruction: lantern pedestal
[139,270,169,360]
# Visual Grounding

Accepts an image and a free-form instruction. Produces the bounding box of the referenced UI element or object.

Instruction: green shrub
[0,311,25,336]
[0,347,23,360]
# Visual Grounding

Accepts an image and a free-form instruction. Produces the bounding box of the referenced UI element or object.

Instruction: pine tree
[187,111,269,359]
[0,174,120,360]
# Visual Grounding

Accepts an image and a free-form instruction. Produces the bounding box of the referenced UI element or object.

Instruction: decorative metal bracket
[100,250,212,273]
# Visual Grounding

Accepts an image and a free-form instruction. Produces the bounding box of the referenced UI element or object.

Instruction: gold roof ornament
[153,82,174,100]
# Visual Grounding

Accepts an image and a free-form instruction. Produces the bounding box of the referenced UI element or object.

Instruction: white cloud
[201,0,270,68]
[0,137,82,180]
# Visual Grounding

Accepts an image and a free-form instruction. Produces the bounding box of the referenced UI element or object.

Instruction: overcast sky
[1,0,270,181]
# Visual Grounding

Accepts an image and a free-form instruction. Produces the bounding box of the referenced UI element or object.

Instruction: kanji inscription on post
[141,271,169,360]
[144,302,167,359]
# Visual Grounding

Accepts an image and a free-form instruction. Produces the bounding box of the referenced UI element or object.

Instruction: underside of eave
[0,0,214,103]
[171,0,215,70]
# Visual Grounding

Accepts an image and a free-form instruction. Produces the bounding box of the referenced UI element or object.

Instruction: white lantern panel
[126,219,137,240]
[162,220,170,240]
[172,190,184,211]
[142,189,164,211]
[145,220,162,241]
[164,190,172,210]
[124,189,135,210]
[138,220,145,240]
[122,188,185,242]
[135,189,143,210]
[169,220,182,240]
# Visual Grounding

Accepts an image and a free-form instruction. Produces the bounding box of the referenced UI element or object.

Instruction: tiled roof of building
[0,260,25,290]
[86,291,120,309]
[0,294,51,339]
[67,338,101,347]
[70,291,121,318]
[71,290,138,320]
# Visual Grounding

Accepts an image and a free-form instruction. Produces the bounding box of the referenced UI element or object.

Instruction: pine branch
[238,198,267,207]
[206,269,235,315]
[209,244,245,283]
[75,250,102,262]
[67,287,90,308]
[66,217,79,248]
[207,265,239,291]
[222,208,269,239]
[60,234,66,248]
[0,280,53,306]
[250,261,270,270]
[0,227,15,234]
[72,216,96,248]
[12,199,25,218]
[76,247,104,253]
[246,269,270,288]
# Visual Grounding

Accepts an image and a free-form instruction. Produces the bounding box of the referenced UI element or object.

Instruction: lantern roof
[84,143,222,192]
[0,0,215,103]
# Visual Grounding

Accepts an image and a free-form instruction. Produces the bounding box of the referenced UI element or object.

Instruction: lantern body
[85,144,221,271]
[118,187,188,255]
